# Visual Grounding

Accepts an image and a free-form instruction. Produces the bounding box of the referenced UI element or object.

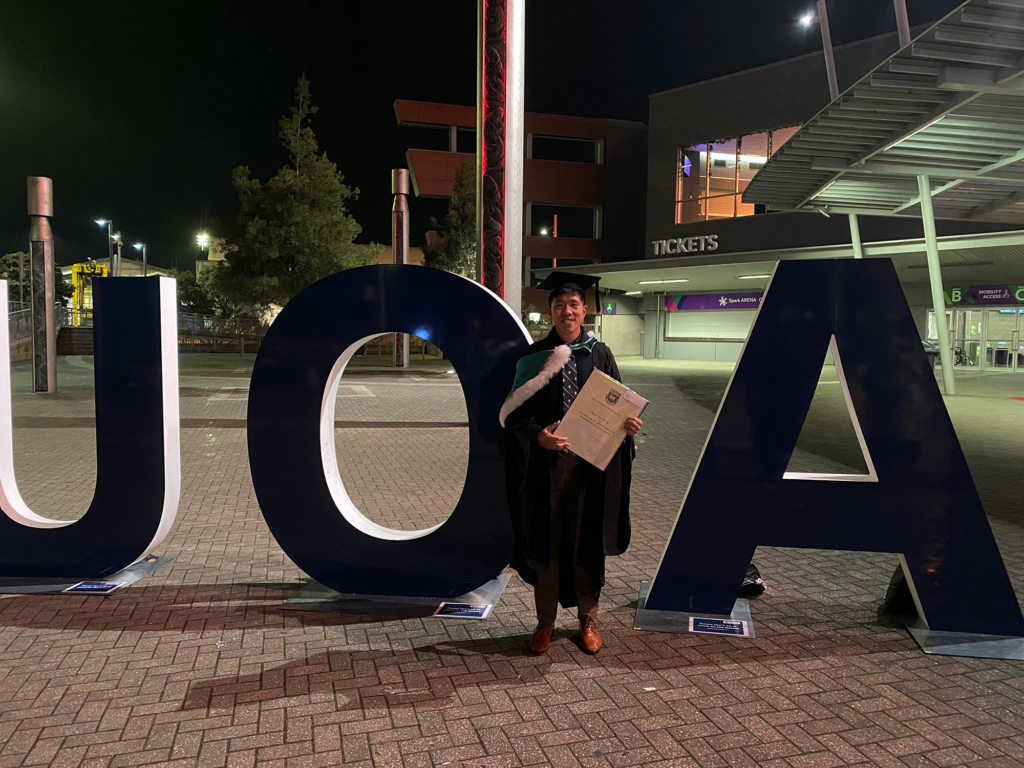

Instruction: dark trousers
[534,450,600,624]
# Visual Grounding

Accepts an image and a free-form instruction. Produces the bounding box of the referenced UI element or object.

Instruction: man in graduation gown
[500,275,641,654]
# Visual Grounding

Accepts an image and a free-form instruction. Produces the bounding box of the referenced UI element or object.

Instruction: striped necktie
[563,353,579,415]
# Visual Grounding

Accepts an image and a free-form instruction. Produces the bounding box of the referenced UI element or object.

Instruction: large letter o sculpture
[247,264,531,598]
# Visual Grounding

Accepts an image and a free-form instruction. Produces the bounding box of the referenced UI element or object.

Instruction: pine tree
[423,160,478,279]
[214,77,376,313]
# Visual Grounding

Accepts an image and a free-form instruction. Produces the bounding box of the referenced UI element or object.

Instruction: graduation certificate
[554,370,647,471]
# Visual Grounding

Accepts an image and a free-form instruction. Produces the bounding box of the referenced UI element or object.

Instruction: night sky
[0,0,962,271]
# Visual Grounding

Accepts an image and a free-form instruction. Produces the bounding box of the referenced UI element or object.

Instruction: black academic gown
[503,329,634,609]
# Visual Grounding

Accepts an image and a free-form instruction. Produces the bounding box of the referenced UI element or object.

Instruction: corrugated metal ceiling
[744,0,1024,224]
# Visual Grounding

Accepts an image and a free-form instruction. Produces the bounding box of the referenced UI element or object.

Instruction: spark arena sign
[0,263,1019,640]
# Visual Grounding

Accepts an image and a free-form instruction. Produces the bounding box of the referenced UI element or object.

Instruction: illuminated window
[674,125,800,224]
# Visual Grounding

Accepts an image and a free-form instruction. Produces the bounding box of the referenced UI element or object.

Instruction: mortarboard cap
[537,271,601,303]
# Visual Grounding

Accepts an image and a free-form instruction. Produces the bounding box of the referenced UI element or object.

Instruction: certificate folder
[554,370,648,471]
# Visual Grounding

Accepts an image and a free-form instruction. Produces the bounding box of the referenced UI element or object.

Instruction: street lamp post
[95,218,114,274]
[113,231,122,277]
[134,242,147,277]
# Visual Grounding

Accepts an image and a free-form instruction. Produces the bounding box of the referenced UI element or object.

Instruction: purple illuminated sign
[664,292,763,311]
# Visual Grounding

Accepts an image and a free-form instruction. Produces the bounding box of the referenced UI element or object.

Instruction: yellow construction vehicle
[69,262,108,326]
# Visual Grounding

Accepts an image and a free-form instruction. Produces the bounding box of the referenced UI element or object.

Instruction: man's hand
[624,416,642,437]
[537,422,571,451]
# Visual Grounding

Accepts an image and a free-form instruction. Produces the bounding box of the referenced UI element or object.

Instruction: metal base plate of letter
[634,581,755,637]
[0,555,173,595]
[281,573,511,618]
[901,613,1024,661]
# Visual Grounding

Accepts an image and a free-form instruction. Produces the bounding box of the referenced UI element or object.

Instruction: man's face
[550,292,588,338]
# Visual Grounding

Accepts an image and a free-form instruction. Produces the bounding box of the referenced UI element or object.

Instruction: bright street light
[539,228,548,236]
[134,242,148,277]
[800,11,815,26]
[96,218,115,274]
[197,233,210,249]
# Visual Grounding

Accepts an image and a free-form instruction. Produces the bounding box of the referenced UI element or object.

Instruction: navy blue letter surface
[0,277,180,577]
[646,259,1024,638]
[247,265,530,598]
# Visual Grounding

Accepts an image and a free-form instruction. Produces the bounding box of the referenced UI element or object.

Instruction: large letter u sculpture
[0,277,180,577]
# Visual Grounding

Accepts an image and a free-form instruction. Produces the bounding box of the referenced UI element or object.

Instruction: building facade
[395,100,647,336]
[571,31,1024,371]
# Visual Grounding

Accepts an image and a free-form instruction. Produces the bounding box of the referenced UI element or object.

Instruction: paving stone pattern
[0,354,1022,767]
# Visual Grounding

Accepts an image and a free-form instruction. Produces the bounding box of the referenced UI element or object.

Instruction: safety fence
[13,307,273,354]
[8,309,31,342]
[177,312,266,353]
[360,334,443,361]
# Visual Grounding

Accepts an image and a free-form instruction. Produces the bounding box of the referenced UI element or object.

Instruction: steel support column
[894,0,911,48]
[917,174,956,395]
[27,177,56,393]
[477,0,525,319]
[848,213,864,259]
[392,169,411,368]
[817,0,839,101]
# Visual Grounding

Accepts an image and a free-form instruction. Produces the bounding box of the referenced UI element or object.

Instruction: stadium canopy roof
[743,0,1024,225]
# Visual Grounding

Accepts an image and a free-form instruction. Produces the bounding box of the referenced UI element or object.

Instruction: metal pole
[17,252,24,304]
[27,177,57,393]
[704,143,712,221]
[107,221,114,272]
[475,0,485,286]
[552,213,558,268]
[817,0,840,101]
[848,213,864,259]
[142,244,147,277]
[503,0,526,319]
[114,234,122,277]
[917,174,956,395]
[734,136,741,217]
[392,169,411,369]
[894,0,911,48]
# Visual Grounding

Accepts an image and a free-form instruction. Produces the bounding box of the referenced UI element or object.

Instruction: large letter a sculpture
[645,259,1024,638]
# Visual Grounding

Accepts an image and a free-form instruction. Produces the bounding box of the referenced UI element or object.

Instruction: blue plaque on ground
[433,603,493,620]
[62,581,124,595]
[690,617,749,637]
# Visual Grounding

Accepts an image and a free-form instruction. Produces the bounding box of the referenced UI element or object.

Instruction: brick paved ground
[0,353,1022,767]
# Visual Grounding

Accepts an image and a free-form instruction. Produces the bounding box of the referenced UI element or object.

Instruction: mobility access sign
[944,285,1024,305]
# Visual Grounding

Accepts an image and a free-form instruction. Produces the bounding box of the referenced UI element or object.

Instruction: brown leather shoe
[579,618,602,654]
[529,623,555,654]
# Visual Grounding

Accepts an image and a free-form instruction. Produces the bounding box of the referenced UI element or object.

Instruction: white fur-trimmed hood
[499,345,571,427]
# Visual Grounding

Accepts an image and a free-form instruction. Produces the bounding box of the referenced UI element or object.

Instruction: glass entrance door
[953,309,983,367]
[985,309,1021,372]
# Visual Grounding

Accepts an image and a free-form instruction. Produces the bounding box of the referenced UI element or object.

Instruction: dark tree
[423,160,477,279]
[214,77,377,313]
